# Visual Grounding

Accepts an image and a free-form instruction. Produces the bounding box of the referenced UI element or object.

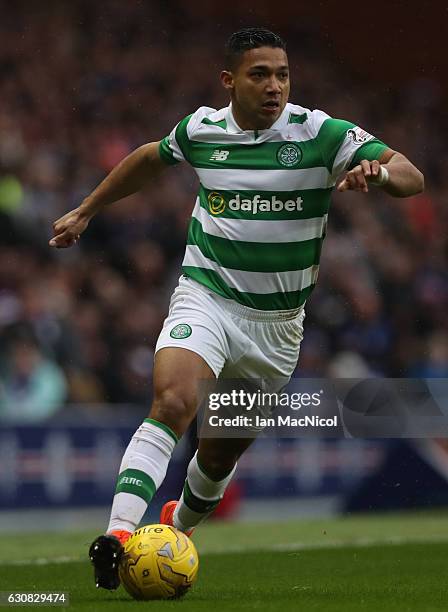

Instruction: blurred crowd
[0,1,447,420]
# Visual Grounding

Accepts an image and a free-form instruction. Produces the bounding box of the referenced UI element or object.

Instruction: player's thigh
[149,347,215,437]
[197,436,255,481]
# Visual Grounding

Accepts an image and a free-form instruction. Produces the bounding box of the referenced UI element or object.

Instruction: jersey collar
[226,103,290,134]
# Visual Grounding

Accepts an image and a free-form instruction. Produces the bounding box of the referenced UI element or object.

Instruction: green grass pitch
[1,512,448,611]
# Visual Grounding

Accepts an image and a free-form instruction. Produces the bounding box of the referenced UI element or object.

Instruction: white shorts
[155,275,305,392]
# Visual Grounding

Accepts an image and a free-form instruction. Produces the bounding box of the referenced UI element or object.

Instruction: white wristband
[370,165,389,186]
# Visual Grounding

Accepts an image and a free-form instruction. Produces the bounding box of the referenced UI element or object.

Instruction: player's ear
[221,70,234,91]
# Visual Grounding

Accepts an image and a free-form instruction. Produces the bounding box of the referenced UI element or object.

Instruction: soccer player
[49,28,424,589]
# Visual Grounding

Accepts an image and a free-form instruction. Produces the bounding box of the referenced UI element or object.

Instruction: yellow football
[118,524,199,600]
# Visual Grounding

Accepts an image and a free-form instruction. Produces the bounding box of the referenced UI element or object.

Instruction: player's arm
[337,148,424,197]
[49,141,166,248]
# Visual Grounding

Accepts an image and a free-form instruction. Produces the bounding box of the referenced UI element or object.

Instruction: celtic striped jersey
[159,103,388,311]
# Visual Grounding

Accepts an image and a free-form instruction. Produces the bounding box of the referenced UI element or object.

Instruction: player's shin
[173,451,236,532]
[107,418,178,533]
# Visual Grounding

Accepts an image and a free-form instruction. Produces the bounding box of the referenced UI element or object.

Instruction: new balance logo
[210,149,230,161]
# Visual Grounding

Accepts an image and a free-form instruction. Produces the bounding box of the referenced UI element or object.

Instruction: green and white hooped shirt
[159,103,388,311]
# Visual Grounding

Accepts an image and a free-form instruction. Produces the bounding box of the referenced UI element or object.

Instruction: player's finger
[337,178,350,192]
[347,171,359,190]
[360,159,371,177]
[49,237,67,248]
[370,159,380,177]
[52,222,64,235]
[49,231,76,248]
[352,166,368,192]
[340,173,353,190]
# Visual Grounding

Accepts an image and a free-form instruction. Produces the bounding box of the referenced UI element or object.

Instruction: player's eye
[278,72,289,80]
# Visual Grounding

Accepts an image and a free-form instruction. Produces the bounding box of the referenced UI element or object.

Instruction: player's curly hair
[225,27,286,70]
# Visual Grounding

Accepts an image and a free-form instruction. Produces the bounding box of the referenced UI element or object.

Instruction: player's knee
[149,388,194,437]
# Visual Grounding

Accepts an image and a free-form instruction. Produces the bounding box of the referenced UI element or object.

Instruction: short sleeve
[316,118,388,179]
[158,113,193,165]
[349,141,388,169]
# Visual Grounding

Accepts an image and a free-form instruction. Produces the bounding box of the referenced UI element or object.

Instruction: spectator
[0,335,67,422]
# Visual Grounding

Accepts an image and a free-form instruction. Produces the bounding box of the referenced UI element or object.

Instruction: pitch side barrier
[0,421,392,511]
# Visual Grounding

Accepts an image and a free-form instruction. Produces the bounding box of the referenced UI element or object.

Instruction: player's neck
[230,102,274,132]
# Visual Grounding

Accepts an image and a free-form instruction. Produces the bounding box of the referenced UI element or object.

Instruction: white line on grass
[1,555,83,566]
[3,533,448,566]
[202,533,448,555]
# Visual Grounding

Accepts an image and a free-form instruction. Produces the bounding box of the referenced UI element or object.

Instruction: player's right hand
[49,207,91,248]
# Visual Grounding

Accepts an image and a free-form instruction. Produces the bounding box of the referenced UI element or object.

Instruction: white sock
[173,451,236,532]
[107,419,177,533]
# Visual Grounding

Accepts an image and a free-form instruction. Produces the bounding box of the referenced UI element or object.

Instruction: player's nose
[265,76,282,94]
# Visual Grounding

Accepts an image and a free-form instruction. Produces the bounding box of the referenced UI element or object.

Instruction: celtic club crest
[277,143,302,168]
[170,324,192,339]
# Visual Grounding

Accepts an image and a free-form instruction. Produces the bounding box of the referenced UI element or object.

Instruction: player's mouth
[261,100,280,114]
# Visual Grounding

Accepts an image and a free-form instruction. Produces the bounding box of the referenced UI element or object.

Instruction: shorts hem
[155,343,221,379]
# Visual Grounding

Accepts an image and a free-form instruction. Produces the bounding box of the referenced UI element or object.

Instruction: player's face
[222,47,290,130]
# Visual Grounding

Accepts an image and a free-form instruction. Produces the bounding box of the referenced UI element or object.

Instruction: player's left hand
[337,159,381,193]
